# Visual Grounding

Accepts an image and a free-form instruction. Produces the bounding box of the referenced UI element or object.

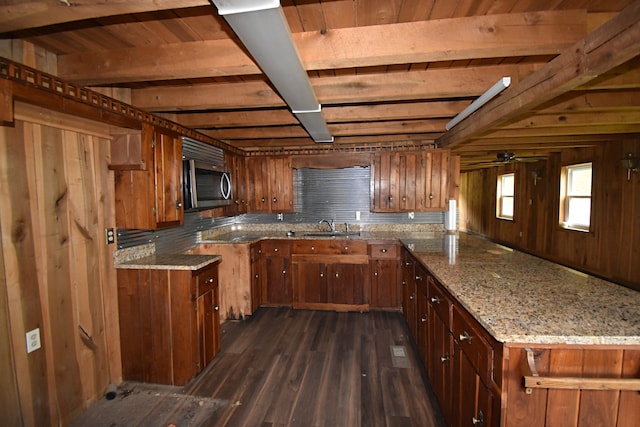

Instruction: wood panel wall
[459,139,640,291]
[0,104,120,426]
[503,345,640,427]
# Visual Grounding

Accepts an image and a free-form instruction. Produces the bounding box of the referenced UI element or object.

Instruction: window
[560,162,592,231]
[497,173,515,220]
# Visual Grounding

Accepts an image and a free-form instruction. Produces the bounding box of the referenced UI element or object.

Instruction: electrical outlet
[105,228,115,245]
[408,212,415,220]
[355,211,360,220]
[277,213,283,221]
[26,328,41,353]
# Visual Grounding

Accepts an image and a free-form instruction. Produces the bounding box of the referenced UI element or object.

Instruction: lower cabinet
[369,241,401,310]
[116,261,220,386]
[259,240,292,306]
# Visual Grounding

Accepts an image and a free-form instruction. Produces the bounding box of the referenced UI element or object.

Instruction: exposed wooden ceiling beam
[56,10,586,85]
[0,1,209,34]
[131,64,538,111]
[175,101,470,128]
[437,1,640,149]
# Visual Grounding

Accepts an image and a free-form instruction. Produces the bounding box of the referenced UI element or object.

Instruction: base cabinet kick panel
[117,261,221,386]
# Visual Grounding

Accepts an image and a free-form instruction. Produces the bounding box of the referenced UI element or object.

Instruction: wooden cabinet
[223,151,247,216]
[368,241,401,310]
[371,150,450,212]
[259,240,292,306]
[112,123,184,229]
[250,242,262,311]
[291,240,369,311]
[245,155,294,213]
[116,261,220,386]
[401,249,417,337]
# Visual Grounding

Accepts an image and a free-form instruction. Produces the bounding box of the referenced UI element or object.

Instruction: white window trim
[560,162,592,232]
[497,173,515,221]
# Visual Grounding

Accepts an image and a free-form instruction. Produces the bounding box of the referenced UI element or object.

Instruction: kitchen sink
[303,231,361,238]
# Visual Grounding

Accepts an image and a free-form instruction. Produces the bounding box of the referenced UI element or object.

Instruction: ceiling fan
[470,151,546,167]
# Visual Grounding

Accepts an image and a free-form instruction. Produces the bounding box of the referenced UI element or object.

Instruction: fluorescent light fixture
[211,0,333,143]
[445,77,511,131]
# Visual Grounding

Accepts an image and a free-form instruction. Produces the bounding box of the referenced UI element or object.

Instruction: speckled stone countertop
[116,253,221,270]
[403,233,640,346]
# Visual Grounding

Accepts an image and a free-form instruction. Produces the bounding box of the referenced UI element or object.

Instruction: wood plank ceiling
[1,0,639,170]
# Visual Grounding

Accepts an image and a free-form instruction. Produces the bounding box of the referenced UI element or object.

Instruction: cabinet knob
[207,277,214,284]
[430,296,440,304]
[282,270,287,275]
[213,305,219,311]
[261,197,266,203]
[472,411,484,426]
[273,197,277,203]
[344,247,348,251]
[402,196,406,201]
[429,193,433,200]
[374,271,378,276]
[380,248,387,253]
[335,273,339,278]
[176,200,182,209]
[274,248,278,252]
[409,294,414,300]
[440,355,449,363]
[421,315,427,323]
[388,195,393,202]
[415,275,422,281]
[320,272,324,277]
[255,274,259,279]
[311,246,315,251]
[405,261,411,266]
[459,331,472,343]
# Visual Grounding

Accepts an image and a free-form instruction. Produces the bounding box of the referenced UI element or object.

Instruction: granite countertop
[403,233,640,346]
[116,253,221,270]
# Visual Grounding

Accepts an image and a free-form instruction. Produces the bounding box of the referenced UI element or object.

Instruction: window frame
[496,172,515,221]
[559,162,593,232]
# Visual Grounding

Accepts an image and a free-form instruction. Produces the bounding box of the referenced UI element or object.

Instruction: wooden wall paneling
[1,122,53,426]
[503,346,550,427]
[543,348,583,425]
[0,129,24,426]
[577,350,623,426]
[618,350,640,427]
[190,243,252,321]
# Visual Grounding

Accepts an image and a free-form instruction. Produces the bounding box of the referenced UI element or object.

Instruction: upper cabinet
[223,151,248,216]
[371,150,452,212]
[245,155,294,213]
[112,123,183,229]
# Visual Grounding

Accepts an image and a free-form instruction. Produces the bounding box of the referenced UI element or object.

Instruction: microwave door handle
[189,161,198,208]
[221,172,232,200]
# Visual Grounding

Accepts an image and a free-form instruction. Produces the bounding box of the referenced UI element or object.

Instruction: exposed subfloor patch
[390,345,410,368]
[69,382,227,427]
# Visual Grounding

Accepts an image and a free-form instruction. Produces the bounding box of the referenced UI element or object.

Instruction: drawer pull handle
[380,248,387,253]
[440,355,449,363]
[430,296,440,304]
[460,331,472,342]
[421,315,427,323]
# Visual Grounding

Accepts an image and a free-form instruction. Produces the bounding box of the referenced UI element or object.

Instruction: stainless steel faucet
[319,218,336,232]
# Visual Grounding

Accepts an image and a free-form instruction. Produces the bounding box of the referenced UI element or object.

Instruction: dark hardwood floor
[71,307,445,427]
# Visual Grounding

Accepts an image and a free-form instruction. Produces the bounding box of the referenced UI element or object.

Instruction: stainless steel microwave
[182,159,233,210]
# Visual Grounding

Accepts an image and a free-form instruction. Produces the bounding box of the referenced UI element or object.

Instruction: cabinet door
[263,256,291,305]
[452,344,496,427]
[398,152,419,211]
[428,304,453,423]
[401,251,417,333]
[269,156,294,212]
[369,258,400,309]
[371,152,399,212]
[415,277,429,365]
[250,244,262,311]
[245,156,270,212]
[421,150,449,210]
[293,261,327,305]
[326,262,367,306]
[224,152,247,216]
[153,127,183,227]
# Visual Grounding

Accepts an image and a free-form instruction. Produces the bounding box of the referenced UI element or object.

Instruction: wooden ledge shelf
[522,348,640,393]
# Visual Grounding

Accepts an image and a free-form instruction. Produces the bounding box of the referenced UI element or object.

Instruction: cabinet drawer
[260,240,291,256]
[194,264,218,297]
[428,276,451,325]
[293,239,367,255]
[368,242,398,259]
[452,305,493,386]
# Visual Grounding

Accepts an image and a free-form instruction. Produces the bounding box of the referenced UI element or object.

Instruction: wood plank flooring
[71,307,445,427]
